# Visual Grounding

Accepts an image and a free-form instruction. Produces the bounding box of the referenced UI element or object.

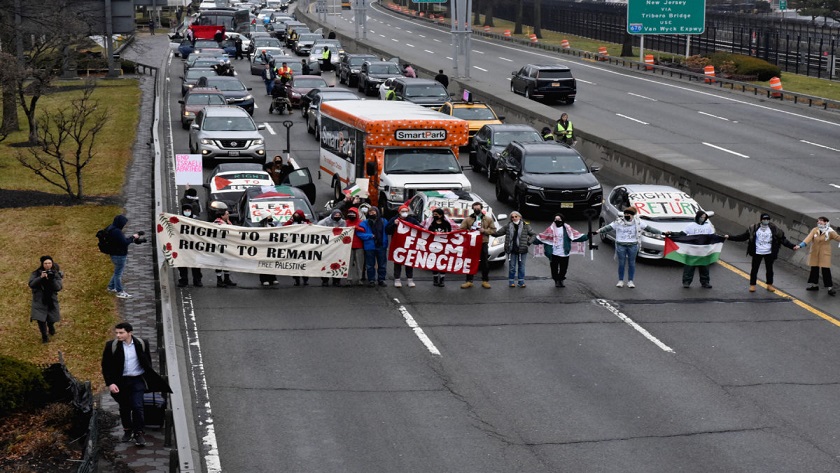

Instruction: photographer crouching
[29,256,63,343]
[104,215,148,299]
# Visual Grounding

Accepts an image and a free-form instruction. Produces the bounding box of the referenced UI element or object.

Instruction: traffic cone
[529,34,538,44]
[704,65,715,83]
[769,76,783,98]
[503,30,511,39]
[483,25,489,33]
[560,39,570,49]
[644,54,654,70]
[598,46,608,61]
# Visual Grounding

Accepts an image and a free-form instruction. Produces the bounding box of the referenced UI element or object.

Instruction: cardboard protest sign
[157,213,352,277]
[174,154,203,185]
[387,220,482,275]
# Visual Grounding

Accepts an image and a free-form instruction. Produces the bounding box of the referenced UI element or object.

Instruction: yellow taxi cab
[438,100,504,156]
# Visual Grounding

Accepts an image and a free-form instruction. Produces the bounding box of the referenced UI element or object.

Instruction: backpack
[96,227,112,254]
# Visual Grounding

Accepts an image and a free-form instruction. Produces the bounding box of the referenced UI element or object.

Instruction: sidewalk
[99,31,173,473]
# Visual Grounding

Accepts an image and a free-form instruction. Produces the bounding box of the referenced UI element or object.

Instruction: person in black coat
[427,208,452,287]
[29,256,63,343]
[105,215,146,298]
[101,322,171,447]
[727,212,798,292]
[434,69,449,89]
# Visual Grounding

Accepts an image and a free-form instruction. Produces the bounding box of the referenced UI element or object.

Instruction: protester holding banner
[211,202,237,288]
[460,202,497,289]
[427,208,452,287]
[284,209,312,286]
[728,213,798,293]
[798,216,840,295]
[598,207,668,288]
[177,204,203,288]
[317,209,347,287]
[667,210,721,289]
[258,215,279,287]
[359,207,389,287]
[386,205,421,288]
[344,207,367,286]
[501,211,536,288]
[537,213,589,288]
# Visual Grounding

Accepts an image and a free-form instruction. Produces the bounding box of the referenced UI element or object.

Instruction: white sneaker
[616,281,624,288]
[262,281,270,286]
[407,278,415,288]
[107,288,117,293]
[116,291,132,299]
[627,281,636,288]
[394,279,402,288]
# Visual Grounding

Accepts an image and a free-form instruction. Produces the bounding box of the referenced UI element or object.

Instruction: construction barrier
[503,30,511,39]
[769,76,783,98]
[529,34,538,44]
[598,46,608,61]
[483,25,489,33]
[419,12,424,17]
[704,65,715,83]
[560,39,570,49]
[645,54,654,70]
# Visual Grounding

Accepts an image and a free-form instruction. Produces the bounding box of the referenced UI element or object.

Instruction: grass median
[0,78,140,388]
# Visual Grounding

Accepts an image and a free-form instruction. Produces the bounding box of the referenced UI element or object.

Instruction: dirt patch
[0,189,122,209]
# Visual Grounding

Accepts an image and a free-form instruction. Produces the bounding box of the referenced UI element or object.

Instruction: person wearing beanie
[427,208,452,287]
[344,207,367,286]
[670,210,722,289]
[358,207,389,287]
[177,204,203,288]
[211,203,237,288]
[728,213,798,292]
[284,209,311,286]
[386,205,421,287]
[105,215,145,298]
[317,209,347,286]
[798,216,840,295]
[29,256,63,343]
[180,187,201,217]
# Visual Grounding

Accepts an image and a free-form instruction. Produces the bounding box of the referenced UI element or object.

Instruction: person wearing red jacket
[284,209,311,286]
[344,207,366,286]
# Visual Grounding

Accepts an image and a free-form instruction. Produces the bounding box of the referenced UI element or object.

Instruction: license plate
[228,151,240,157]
[552,82,560,87]
[561,202,574,208]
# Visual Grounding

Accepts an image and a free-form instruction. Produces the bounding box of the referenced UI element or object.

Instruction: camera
[43,270,55,279]
[134,230,148,245]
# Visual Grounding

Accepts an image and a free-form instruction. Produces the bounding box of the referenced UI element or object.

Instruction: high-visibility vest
[555,120,573,140]
[542,132,555,141]
[386,89,396,100]
[277,66,292,78]
[322,49,330,60]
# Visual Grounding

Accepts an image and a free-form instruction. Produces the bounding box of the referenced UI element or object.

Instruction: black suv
[510,64,576,104]
[358,60,402,96]
[390,78,451,108]
[494,141,601,216]
[338,54,377,87]
[471,124,544,183]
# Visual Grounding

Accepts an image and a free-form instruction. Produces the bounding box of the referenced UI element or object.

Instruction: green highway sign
[627,0,706,35]
[779,0,787,10]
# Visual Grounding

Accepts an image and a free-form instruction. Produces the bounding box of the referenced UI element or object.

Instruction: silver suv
[189,106,267,165]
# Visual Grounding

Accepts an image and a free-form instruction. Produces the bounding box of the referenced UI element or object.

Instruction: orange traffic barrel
[419,12,424,17]
[769,76,783,98]
[704,65,715,83]
[438,17,444,24]
[503,30,511,39]
[598,46,608,60]
[483,25,490,33]
[529,33,538,43]
[560,39,570,49]
[644,54,654,70]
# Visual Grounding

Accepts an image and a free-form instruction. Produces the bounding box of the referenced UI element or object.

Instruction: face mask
[400,212,409,218]
[473,209,482,216]
[183,211,192,218]
[368,214,378,220]
[761,219,770,226]
[555,220,563,227]
[624,215,633,221]
[434,215,443,220]
[332,215,341,221]
[818,223,827,231]
[360,207,368,214]
[698,217,707,224]
[347,214,357,219]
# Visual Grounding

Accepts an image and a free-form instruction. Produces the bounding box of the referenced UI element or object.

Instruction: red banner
[388,220,482,275]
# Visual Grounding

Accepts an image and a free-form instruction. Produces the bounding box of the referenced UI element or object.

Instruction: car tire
[495,180,509,202]
[471,154,482,173]
[357,80,364,93]
[599,218,612,245]
[525,87,532,100]
[510,82,516,94]
[486,159,497,183]
[515,191,528,216]
[566,97,575,104]
[339,73,345,84]
[181,121,189,130]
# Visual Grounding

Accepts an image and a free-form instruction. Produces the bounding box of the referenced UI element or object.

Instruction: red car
[284,75,330,108]
[178,87,227,129]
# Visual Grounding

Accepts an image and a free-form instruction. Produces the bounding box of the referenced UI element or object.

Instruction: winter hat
[182,203,194,212]
[185,188,198,198]
[760,213,771,220]
[398,205,409,213]
[331,209,343,219]
[40,255,53,264]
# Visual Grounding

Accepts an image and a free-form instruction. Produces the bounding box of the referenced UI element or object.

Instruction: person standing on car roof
[386,205,420,288]
[460,202,497,289]
[554,113,575,146]
[177,204,203,288]
[798,216,840,295]
[598,207,668,289]
[728,213,798,293]
[318,209,346,287]
[427,208,452,287]
[285,209,312,286]
[210,202,237,287]
[537,213,589,288]
[358,207,389,287]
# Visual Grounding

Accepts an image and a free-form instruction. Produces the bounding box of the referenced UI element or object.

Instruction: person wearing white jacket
[598,207,668,288]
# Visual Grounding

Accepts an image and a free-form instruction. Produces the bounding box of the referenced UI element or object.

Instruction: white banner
[156,213,353,277]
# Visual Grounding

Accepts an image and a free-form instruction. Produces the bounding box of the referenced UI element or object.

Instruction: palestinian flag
[664,234,726,266]
[343,183,363,197]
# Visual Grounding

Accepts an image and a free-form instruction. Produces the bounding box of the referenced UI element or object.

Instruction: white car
[224,32,250,56]
[378,77,402,100]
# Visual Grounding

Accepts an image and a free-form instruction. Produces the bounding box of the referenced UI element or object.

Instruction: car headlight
[588,184,601,191]
[242,95,253,101]
[642,231,664,239]
[253,139,264,145]
[387,187,405,201]
[184,111,194,117]
[200,139,212,145]
[491,236,505,247]
[290,91,300,98]
[351,68,360,73]
[525,183,543,191]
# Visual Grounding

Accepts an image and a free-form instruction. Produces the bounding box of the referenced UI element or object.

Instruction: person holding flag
[537,213,589,288]
[665,210,726,289]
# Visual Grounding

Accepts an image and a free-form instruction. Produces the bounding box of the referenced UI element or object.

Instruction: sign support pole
[639,35,644,63]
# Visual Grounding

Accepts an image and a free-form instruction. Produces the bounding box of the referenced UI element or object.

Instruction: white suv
[189,106,266,165]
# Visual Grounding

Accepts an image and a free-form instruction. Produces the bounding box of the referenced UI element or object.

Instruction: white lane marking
[379,34,386,38]
[406,43,415,48]
[406,30,412,33]
[433,38,441,42]
[418,34,425,38]
[576,78,595,85]
[369,29,375,33]
[616,113,649,125]
[263,123,276,135]
[698,111,729,121]
[596,299,674,353]
[499,57,513,62]
[474,50,484,54]
[802,140,840,153]
[392,38,399,42]
[628,92,656,101]
[473,66,488,72]
[394,298,441,356]
[702,142,750,158]
[445,56,453,60]
[830,184,840,189]
[424,49,435,54]
[253,102,258,109]
[395,26,402,30]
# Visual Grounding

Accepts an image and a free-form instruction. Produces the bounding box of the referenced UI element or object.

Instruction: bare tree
[533,0,542,38]
[0,51,26,134]
[514,0,524,34]
[16,81,109,200]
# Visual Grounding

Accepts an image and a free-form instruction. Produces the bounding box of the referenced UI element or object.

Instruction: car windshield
[255,38,281,47]
[203,117,256,131]
[194,40,218,48]
[207,79,246,91]
[523,154,588,174]
[369,64,401,74]
[321,92,358,101]
[405,84,448,98]
[452,107,496,120]
[186,69,215,79]
[537,70,573,79]
[293,78,327,88]
[193,59,223,68]
[349,57,372,66]
[383,149,462,174]
[493,130,542,146]
[298,34,319,41]
[186,94,227,105]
